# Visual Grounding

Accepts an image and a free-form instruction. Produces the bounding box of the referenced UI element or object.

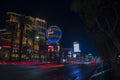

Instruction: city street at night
[0,0,120,80]
[0,63,98,80]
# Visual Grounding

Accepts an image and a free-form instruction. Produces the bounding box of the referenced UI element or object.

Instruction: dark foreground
[0,63,119,80]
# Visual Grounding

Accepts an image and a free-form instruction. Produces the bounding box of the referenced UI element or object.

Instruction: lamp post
[35,36,40,40]
[36,35,40,61]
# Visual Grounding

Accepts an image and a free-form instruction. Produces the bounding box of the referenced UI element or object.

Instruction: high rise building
[0,12,47,61]
[35,17,47,40]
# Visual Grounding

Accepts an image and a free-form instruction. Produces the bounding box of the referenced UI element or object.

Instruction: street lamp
[35,36,40,40]
[35,35,40,61]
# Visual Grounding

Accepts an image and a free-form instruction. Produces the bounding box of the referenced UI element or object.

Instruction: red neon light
[2,45,20,50]
[2,45,11,49]
[39,64,64,69]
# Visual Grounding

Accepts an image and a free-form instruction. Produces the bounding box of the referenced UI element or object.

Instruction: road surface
[0,63,98,80]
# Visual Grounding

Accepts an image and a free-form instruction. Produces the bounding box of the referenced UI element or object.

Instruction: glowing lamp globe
[46,25,62,44]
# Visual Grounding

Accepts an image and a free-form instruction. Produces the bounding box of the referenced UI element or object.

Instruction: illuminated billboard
[73,41,81,52]
[46,25,62,44]
[47,44,60,53]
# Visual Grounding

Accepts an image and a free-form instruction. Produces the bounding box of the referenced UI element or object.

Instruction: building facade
[0,12,47,61]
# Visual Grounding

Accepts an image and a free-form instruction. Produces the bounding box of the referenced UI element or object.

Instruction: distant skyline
[0,0,97,54]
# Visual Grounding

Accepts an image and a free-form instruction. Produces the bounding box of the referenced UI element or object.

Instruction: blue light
[46,25,62,44]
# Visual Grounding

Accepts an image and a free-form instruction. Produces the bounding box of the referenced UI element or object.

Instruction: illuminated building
[34,17,47,52]
[0,12,47,61]
[35,17,47,40]
[73,41,81,53]
[46,25,62,61]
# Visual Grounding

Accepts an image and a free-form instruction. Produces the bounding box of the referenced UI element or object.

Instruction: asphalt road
[0,64,97,80]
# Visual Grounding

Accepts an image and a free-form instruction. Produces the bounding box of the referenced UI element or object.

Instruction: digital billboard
[73,41,81,52]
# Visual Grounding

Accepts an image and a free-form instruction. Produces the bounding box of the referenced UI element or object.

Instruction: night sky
[0,0,97,54]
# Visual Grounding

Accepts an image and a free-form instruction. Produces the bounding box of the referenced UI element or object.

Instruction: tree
[71,0,120,60]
